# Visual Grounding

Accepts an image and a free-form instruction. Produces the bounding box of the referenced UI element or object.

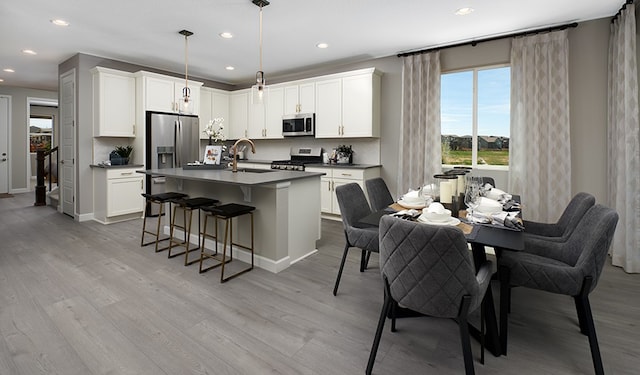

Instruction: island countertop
[139,167,325,186]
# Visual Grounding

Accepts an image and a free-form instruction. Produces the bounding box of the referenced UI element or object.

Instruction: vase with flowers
[203,117,226,148]
[335,144,353,164]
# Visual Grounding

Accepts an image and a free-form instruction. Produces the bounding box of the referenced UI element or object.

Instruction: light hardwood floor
[1,193,639,374]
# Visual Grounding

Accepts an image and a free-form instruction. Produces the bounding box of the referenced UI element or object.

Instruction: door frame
[0,95,11,194]
[26,97,58,189]
[60,69,76,217]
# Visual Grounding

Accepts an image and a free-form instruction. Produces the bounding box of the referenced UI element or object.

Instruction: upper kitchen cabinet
[200,87,230,140]
[91,67,136,137]
[315,68,381,138]
[247,86,285,139]
[284,82,315,115]
[229,90,249,139]
[138,71,202,115]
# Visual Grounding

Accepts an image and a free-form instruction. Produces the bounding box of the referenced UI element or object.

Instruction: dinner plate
[417,216,461,226]
[397,199,427,209]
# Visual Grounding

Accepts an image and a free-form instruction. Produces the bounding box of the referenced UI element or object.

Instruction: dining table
[357,201,524,357]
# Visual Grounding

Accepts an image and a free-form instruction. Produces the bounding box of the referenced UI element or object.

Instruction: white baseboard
[77,213,94,222]
[10,188,29,194]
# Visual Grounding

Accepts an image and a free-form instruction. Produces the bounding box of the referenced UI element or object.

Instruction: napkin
[490,211,525,231]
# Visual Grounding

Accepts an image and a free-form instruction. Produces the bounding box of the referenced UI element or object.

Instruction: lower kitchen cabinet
[93,167,144,224]
[306,166,380,216]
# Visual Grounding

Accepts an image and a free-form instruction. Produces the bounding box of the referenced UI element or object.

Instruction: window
[29,115,53,152]
[440,66,510,167]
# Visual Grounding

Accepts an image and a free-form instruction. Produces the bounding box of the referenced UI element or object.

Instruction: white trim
[26,97,59,189]
[0,95,11,194]
[76,212,94,222]
[10,188,29,194]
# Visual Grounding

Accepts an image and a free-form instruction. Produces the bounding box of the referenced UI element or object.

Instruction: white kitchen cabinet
[93,167,144,224]
[142,74,201,115]
[200,87,230,140]
[315,69,381,138]
[91,67,136,137]
[229,90,249,139]
[306,166,380,216]
[284,82,315,114]
[248,86,284,139]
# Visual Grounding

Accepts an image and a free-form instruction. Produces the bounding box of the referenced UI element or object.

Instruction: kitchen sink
[227,168,275,173]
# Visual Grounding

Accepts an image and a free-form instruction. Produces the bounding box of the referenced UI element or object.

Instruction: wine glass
[464,181,481,221]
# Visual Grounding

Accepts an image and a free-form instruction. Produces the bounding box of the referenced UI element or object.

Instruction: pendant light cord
[184,33,189,90]
[259,4,263,73]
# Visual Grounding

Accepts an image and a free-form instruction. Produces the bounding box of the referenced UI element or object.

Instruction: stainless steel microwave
[282,113,315,137]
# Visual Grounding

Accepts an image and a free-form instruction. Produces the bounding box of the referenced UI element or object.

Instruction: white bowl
[423,209,451,222]
[475,197,503,214]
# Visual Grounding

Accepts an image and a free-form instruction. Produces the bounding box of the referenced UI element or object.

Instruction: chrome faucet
[231,138,256,172]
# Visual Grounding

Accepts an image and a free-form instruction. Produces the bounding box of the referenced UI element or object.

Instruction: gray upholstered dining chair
[498,204,618,375]
[365,177,394,212]
[333,183,380,296]
[367,215,493,375]
[524,192,596,242]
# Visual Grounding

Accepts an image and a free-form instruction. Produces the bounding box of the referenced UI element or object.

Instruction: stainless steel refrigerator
[145,111,199,215]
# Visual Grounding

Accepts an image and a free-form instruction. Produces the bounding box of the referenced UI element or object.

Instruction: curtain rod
[397,22,578,58]
[612,0,635,23]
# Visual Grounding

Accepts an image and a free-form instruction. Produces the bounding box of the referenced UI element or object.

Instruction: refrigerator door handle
[175,120,182,167]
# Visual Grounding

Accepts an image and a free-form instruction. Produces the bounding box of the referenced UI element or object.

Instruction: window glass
[441,71,473,165]
[477,67,510,166]
[441,66,510,167]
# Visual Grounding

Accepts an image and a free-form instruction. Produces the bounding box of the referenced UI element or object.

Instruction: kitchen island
[139,167,325,273]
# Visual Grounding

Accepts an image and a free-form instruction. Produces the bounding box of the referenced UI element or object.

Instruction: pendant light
[251,0,270,105]
[179,29,193,112]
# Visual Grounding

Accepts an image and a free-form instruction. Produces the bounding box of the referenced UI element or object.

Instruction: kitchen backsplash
[238,138,381,164]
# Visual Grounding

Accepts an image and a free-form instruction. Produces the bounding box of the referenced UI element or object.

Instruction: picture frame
[203,145,223,165]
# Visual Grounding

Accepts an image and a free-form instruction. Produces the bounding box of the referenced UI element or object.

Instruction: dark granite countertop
[138,167,325,187]
[90,164,144,169]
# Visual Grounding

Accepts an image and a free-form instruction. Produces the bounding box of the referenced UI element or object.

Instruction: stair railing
[34,146,59,206]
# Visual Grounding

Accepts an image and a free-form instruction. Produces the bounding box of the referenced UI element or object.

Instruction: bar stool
[140,192,188,252]
[168,197,219,266]
[198,203,255,282]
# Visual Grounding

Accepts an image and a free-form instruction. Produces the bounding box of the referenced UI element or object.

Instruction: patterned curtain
[398,52,442,196]
[509,31,571,222]
[608,3,640,273]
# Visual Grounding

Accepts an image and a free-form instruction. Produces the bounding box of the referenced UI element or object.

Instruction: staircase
[47,186,59,209]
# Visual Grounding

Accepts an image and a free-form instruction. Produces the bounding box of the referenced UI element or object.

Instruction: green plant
[336,144,352,155]
[114,145,133,158]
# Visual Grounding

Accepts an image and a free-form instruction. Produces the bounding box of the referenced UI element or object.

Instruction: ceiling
[0,0,623,91]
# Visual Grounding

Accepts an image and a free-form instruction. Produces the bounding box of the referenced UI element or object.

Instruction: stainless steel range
[271,147,323,171]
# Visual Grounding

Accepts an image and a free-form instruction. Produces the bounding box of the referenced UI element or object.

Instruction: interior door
[0,96,9,194]
[60,70,75,217]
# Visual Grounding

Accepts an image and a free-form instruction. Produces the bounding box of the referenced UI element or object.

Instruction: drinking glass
[464,180,481,220]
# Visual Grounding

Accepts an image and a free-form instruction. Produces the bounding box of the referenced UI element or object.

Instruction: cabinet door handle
[132,125,136,135]
[340,173,352,177]
[120,172,133,175]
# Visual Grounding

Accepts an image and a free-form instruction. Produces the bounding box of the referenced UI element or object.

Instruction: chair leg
[576,277,604,375]
[333,241,351,296]
[361,250,372,271]
[390,300,398,332]
[458,295,475,375]
[499,265,510,356]
[480,298,485,365]
[574,295,588,334]
[366,282,393,375]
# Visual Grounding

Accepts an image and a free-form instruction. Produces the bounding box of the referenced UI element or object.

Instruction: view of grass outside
[441,66,510,166]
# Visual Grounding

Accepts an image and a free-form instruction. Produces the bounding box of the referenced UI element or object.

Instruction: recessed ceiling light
[3,68,15,73]
[219,32,233,39]
[455,7,474,16]
[51,19,69,26]
[316,43,329,49]
[0,79,4,82]
[225,66,235,71]
[22,49,37,55]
